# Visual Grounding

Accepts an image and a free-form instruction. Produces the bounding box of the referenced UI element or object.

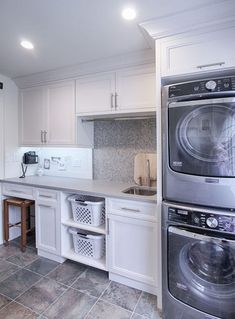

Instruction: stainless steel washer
[162,201,235,319]
[162,76,235,208]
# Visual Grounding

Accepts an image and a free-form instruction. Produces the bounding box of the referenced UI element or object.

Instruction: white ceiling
[0,0,222,78]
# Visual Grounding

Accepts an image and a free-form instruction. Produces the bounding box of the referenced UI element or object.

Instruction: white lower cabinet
[107,198,158,295]
[35,189,64,263]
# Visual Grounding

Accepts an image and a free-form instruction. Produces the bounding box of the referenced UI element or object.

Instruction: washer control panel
[168,207,235,233]
[169,76,235,98]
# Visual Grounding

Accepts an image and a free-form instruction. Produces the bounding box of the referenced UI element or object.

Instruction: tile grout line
[12,300,41,316]
[0,258,62,316]
[0,260,101,318]
[97,296,134,316]
[0,248,150,319]
[130,291,143,319]
[0,252,90,317]
[39,266,89,317]
[83,280,112,319]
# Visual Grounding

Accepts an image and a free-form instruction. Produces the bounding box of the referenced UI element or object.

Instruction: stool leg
[3,200,9,246]
[28,205,31,231]
[21,204,27,252]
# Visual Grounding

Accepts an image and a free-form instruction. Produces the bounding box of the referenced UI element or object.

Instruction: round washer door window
[180,240,235,299]
[177,105,235,163]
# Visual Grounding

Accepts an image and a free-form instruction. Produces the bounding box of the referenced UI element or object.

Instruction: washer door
[168,226,235,319]
[168,97,235,177]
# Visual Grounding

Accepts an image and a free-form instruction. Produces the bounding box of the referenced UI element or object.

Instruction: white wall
[0,73,19,178]
[0,73,19,243]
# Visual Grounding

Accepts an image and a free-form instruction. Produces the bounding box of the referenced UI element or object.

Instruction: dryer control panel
[168,207,235,233]
[169,76,235,98]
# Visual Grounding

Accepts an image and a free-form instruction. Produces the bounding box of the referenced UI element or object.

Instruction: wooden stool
[3,198,35,252]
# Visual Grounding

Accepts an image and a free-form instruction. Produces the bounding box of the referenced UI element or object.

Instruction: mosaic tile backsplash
[94,118,156,183]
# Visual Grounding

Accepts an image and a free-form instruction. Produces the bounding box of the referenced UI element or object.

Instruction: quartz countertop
[1,176,157,203]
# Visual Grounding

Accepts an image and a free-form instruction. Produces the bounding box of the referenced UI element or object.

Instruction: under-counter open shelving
[60,192,107,271]
[61,218,106,234]
[62,249,106,270]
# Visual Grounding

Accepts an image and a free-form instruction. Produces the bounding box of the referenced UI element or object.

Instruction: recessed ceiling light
[20,40,34,50]
[122,7,137,20]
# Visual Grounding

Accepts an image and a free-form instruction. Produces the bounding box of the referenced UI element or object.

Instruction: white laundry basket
[69,228,105,259]
[68,194,105,226]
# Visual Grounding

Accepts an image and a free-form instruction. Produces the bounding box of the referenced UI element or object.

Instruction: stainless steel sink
[122,186,156,196]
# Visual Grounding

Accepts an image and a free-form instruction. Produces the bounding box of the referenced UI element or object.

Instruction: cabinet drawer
[2,183,34,199]
[107,198,156,220]
[36,188,59,204]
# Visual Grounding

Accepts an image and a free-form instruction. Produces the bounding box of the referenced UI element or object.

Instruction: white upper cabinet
[46,81,75,145]
[160,25,235,77]
[19,87,46,145]
[76,65,156,116]
[76,73,115,114]
[19,81,87,146]
[116,66,156,112]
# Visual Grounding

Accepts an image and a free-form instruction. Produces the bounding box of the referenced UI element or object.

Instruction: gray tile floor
[0,236,161,319]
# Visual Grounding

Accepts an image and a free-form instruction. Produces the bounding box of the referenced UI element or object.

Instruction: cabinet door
[46,81,75,145]
[36,202,60,255]
[160,26,235,76]
[108,214,157,286]
[76,72,115,114]
[115,66,156,113]
[19,87,46,145]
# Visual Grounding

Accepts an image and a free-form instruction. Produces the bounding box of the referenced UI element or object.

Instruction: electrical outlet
[51,157,61,163]
[72,159,81,167]
[44,158,50,169]
[58,161,66,171]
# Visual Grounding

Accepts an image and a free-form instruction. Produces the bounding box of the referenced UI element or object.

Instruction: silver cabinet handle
[43,131,47,143]
[111,93,114,109]
[39,194,53,199]
[107,218,110,235]
[115,93,118,109]
[41,130,44,143]
[121,207,140,213]
[39,204,53,208]
[197,62,225,69]
[10,189,23,193]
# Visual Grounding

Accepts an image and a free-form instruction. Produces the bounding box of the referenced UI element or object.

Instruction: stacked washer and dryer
[162,77,235,319]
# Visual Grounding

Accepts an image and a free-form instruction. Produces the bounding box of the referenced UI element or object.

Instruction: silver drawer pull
[111,93,114,109]
[197,62,225,69]
[115,93,118,109]
[39,204,53,208]
[41,130,44,143]
[10,189,23,193]
[39,194,54,198]
[121,207,140,213]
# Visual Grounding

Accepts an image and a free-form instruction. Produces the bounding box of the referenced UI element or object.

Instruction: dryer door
[168,226,235,319]
[168,97,235,177]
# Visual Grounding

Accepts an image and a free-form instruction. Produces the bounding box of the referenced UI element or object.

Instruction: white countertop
[1,176,157,203]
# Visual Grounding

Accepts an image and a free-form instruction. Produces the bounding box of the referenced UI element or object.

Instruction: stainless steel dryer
[162,201,235,319]
[162,76,235,208]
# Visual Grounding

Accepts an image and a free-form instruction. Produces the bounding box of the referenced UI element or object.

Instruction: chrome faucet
[146,159,151,187]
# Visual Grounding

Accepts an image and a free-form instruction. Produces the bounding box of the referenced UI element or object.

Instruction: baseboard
[109,272,158,296]
[38,249,66,263]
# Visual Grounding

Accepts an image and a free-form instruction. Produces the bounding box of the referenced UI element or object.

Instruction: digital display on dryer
[168,207,235,233]
[168,77,235,98]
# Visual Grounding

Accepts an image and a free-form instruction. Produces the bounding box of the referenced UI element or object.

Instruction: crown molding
[139,0,235,40]
[13,49,155,89]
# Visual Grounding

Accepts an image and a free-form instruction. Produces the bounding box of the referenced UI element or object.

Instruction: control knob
[206,217,218,228]
[205,80,217,91]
